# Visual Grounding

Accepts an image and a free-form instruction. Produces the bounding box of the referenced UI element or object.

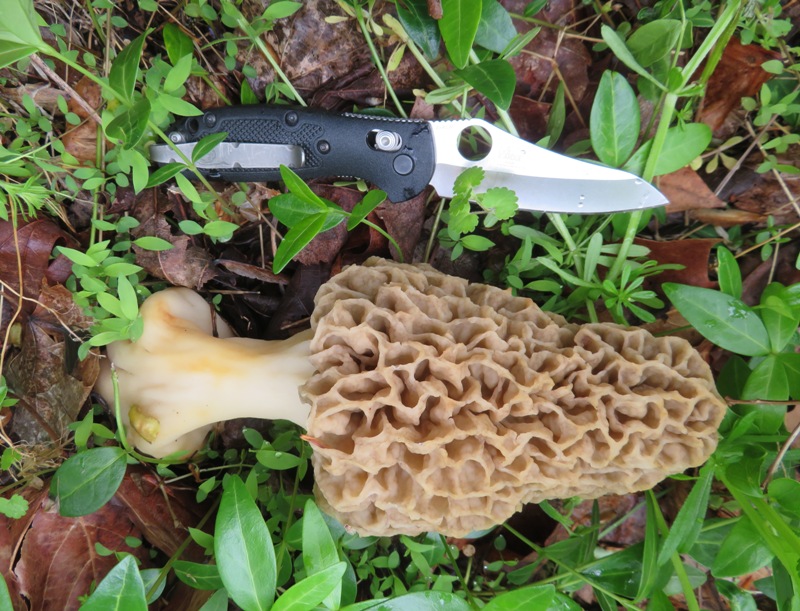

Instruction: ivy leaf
[108,31,148,104]
[396,0,440,58]
[475,0,517,54]
[590,71,640,167]
[80,556,147,611]
[439,0,481,69]
[52,446,127,517]
[273,213,327,273]
[347,190,386,230]
[455,59,516,111]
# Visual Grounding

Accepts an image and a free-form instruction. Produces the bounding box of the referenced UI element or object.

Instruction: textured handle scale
[167,106,436,203]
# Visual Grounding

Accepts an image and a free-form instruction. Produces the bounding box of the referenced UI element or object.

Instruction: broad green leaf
[158,93,202,117]
[600,25,665,92]
[279,165,327,206]
[80,556,147,611]
[302,500,341,609]
[198,589,229,611]
[482,584,555,610]
[117,275,138,321]
[636,491,660,601]
[130,148,150,194]
[396,0,440,58]
[716,247,742,298]
[365,591,471,610]
[52,446,127,517]
[173,560,224,590]
[57,246,100,267]
[479,187,517,220]
[106,98,152,149]
[656,462,713,565]
[779,353,800,399]
[0,573,12,611]
[475,0,516,54]
[439,0,481,69]
[109,32,148,104]
[192,132,229,164]
[0,0,44,70]
[663,283,771,356]
[272,562,347,611]
[162,23,193,65]
[145,162,184,188]
[215,475,276,611]
[712,515,775,577]
[688,519,735,568]
[715,580,758,611]
[742,355,789,401]
[347,190,386,230]
[256,450,303,470]
[456,59,516,111]
[461,234,494,251]
[768,478,800,519]
[133,236,174,251]
[590,71,640,167]
[273,212,326,273]
[626,20,682,67]
[263,1,302,21]
[580,543,643,598]
[164,53,194,92]
[175,172,203,204]
[269,193,329,226]
[654,123,712,175]
[760,284,800,353]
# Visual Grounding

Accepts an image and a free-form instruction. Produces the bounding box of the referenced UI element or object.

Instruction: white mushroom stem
[94,288,316,459]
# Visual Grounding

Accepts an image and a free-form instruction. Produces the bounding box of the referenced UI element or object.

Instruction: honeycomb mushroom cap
[302,258,727,537]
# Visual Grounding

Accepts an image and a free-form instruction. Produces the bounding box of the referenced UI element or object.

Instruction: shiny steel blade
[429,119,667,214]
[149,142,305,169]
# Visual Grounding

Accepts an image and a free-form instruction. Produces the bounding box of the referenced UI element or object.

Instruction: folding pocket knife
[149,105,667,214]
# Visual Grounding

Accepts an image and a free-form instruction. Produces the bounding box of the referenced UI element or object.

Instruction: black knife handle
[165,106,436,203]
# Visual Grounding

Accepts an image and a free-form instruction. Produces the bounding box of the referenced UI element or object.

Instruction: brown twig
[28,54,103,125]
[763,417,800,490]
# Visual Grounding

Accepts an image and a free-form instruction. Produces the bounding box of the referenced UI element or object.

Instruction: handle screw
[317,140,331,154]
[285,111,299,126]
[204,112,217,127]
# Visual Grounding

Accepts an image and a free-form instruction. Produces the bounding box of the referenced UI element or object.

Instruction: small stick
[29,54,103,125]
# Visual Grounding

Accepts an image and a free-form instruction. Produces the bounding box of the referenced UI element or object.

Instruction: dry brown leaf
[636,237,719,289]
[660,167,725,213]
[689,208,767,226]
[61,76,102,164]
[14,494,148,611]
[697,38,781,135]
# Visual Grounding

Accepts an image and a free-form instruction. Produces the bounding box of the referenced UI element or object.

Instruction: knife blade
[149,105,667,213]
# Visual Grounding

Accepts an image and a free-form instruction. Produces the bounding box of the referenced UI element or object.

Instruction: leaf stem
[354,8,407,117]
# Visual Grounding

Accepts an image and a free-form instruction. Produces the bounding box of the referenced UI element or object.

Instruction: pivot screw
[375,130,402,152]
[169,132,184,143]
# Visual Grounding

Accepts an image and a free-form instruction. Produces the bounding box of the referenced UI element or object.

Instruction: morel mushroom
[95,258,727,537]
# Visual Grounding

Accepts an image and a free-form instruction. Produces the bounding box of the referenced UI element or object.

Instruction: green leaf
[117,275,138,321]
[256,450,303,470]
[455,59,516,111]
[175,173,203,204]
[742,355,789,401]
[0,0,44,70]
[656,462,713,566]
[133,236,174,251]
[453,166,484,195]
[546,81,566,146]
[364,591,471,610]
[396,0,440,58]
[130,148,150,194]
[475,0,516,54]
[80,556,147,611]
[715,580,758,611]
[302,500,341,610]
[192,132,229,164]
[654,123,712,176]
[215,475,277,611]
[198,589,229,611]
[712,515,775,577]
[580,543,643,598]
[716,247,742,298]
[162,23,194,65]
[439,0,481,69]
[636,491,660,601]
[663,283,771,356]
[461,234,494,251]
[164,53,194,92]
[626,20,682,67]
[52,446,127,517]
[779,353,800,399]
[479,187,517,220]
[109,32,148,104]
[482,584,555,610]
[590,71,640,167]
[0,494,28,519]
[279,165,326,206]
[347,190,386,230]
[158,93,202,117]
[768,478,800,519]
[106,98,152,148]
[57,246,100,267]
[760,284,800,353]
[273,213,328,272]
[600,25,666,92]
[263,1,302,20]
[269,193,328,226]
[145,163,184,188]
[272,562,347,611]
[0,573,13,611]
[173,561,224,590]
